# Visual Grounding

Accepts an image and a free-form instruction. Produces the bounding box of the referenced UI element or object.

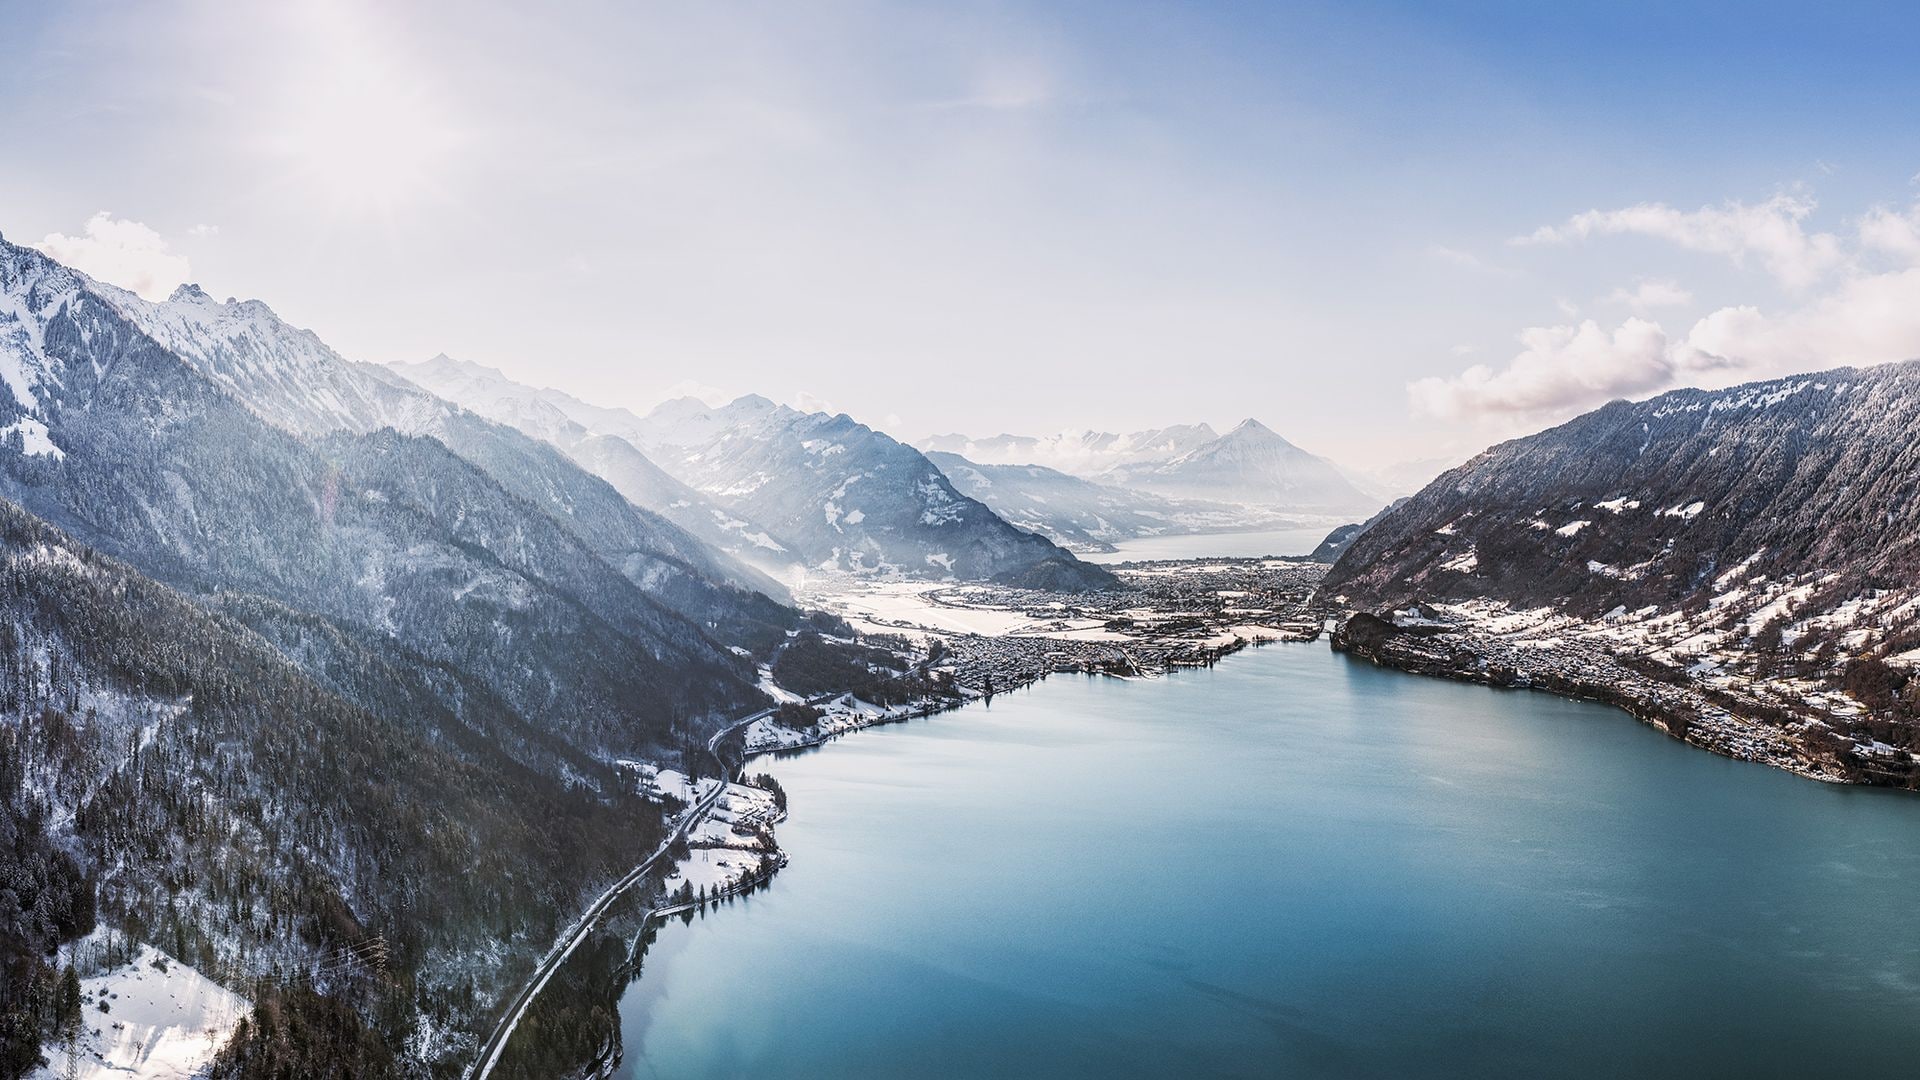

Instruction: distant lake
[614,644,1920,1078]
[1080,526,1333,562]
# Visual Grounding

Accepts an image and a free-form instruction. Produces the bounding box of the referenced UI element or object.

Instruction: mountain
[109,294,785,609]
[1323,362,1920,780]
[927,451,1300,554]
[0,492,672,1076]
[387,355,798,582]
[0,237,786,751]
[919,424,1219,477]
[1105,419,1381,514]
[0,233,832,1072]
[633,397,1116,588]
[1325,364,1920,615]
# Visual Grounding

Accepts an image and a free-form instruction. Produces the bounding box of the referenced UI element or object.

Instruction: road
[466,705,769,1078]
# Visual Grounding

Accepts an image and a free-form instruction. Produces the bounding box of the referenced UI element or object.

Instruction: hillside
[633,397,1116,588]
[0,239,781,757]
[1324,362,1920,785]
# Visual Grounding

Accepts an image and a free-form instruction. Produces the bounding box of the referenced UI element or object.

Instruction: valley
[4,232,1920,1080]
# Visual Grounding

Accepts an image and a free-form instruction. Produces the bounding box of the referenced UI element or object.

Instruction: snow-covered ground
[658,780,784,902]
[32,941,248,1080]
[794,577,1038,637]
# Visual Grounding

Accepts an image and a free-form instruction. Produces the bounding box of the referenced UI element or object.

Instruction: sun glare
[266,6,463,216]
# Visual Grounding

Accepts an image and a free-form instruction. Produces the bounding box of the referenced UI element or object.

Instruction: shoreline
[562,561,1918,1077]
[1330,609,1920,790]
[590,631,1306,1079]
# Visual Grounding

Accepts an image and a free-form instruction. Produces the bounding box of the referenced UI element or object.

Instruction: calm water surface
[617,644,1920,1079]
[1080,526,1329,562]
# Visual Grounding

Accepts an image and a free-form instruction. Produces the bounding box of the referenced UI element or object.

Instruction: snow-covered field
[794,577,1038,637]
[658,781,784,901]
[32,941,248,1080]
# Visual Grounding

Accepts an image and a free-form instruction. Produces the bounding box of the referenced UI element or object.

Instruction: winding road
[466,705,768,1078]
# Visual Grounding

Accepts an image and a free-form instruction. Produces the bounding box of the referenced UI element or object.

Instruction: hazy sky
[6,0,1920,468]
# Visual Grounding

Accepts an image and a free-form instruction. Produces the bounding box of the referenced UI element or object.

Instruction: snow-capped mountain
[1103,419,1380,514]
[73,270,786,608]
[389,354,800,580]
[394,358,1107,586]
[926,451,1301,553]
[634,396,1115,587]
[920,423,1219,477]
[1326,363,1920,616]
[0,235,787,739]
[1322,362,1920,789]
[0,232,836,1073]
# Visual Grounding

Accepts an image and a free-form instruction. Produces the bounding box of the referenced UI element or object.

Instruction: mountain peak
[168,282,212,304]
[417,353,507,378]
[1229,418,1274,436]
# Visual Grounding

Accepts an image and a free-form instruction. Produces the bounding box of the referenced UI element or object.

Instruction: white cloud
[791,390,837,415]
[1516,192,1844,291]
[1604,278,1693,312]
[34,212,192,301]
[1412,267,1920,429]
[1409,318,1673,424]
[1424,245,1510,274]
[1859,202,1920,263]
[1424,184,1920,431]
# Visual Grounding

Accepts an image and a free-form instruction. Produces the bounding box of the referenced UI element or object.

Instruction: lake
[1079,526,1333,563]
[614,644,1920,1078]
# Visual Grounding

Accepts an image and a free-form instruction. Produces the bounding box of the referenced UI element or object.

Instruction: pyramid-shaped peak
[1228,418,1278,437]
[168,282,212,304]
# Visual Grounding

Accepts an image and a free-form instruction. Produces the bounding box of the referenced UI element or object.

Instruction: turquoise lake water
[615,643,1920,1078]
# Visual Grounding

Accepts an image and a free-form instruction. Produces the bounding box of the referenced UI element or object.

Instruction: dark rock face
[1325,361,1920,616]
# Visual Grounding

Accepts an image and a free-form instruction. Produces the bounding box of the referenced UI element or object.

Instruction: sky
[5,0,1920,470]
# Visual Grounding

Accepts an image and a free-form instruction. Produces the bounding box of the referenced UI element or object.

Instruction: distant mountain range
[921,418,1391,547]
[921,424,1221,476]
[926,452,1301,553]
[1322,361,1920,785]
[394,359,1114,589]
[1102,418,1379,513]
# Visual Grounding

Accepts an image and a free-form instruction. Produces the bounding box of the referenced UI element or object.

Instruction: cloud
[791,390,837,415]
[1412,266,1920,428]
[1604,278,1693,312]
[1424,244,1509,274]
[34,212,191,301]
[1859,202,1920,263]
[1515,192,1844,291]
[1409,318,1674,424]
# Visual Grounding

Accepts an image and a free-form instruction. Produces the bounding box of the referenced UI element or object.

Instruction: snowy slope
[633,396,1116,586]
[388,354,800,575]
[33,943,248,1080]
